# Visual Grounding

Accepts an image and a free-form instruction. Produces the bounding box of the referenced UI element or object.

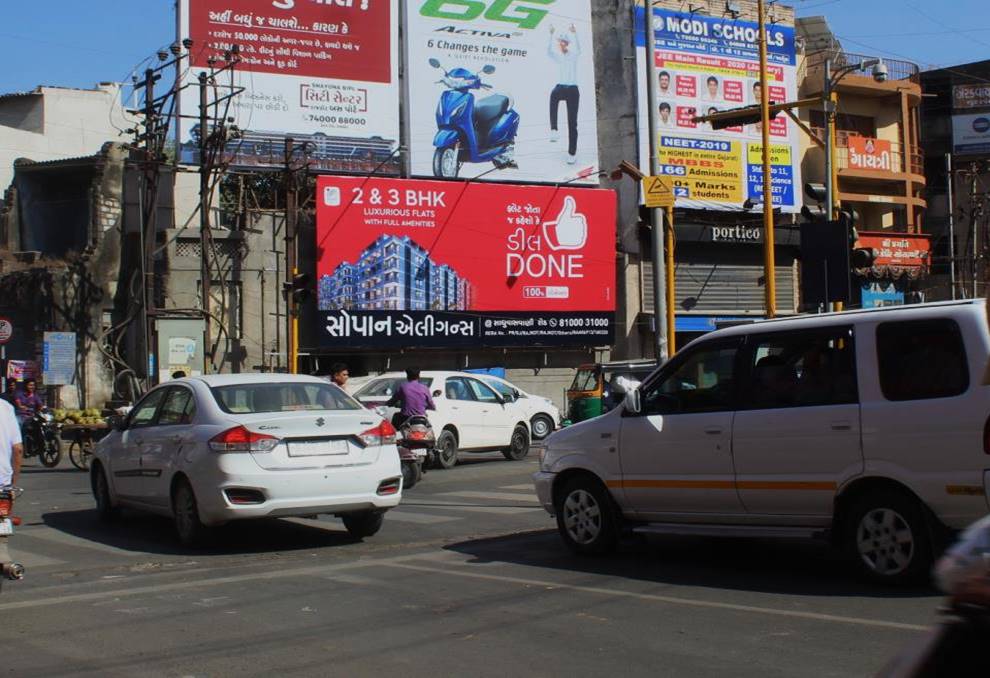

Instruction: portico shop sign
[848,137,893,172]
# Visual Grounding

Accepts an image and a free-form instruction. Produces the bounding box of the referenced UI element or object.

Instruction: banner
[634,5,802,212]
[405,0,600,185]
[953,113,990,156]
[847,137,893,171]
[315,176,616,348]
[953,84,990,111]
[43,332,76,386]
[178,0,400,173]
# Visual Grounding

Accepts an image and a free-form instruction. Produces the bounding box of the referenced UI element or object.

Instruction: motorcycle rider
[14,379,43,426]
[1,381,18,407]
[386,367,435,430]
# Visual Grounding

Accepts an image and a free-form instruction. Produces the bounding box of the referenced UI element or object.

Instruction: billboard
[315,176,616,348]
[953,113,990,156]
[634,5,802,212]
[847,137,893,172]
[177,0,400,172]
[953,84,990,111]
[405,0,600,185]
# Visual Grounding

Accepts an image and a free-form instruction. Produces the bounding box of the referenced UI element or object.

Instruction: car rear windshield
[355,377,434,399]
[211,383,362,414]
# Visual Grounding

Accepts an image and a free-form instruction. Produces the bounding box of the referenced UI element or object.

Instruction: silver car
[91,375,402,545]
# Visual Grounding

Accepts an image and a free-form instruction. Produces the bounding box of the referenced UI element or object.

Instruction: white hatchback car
[91,375,402,545]
[479,375,561,441]
[353,371,533,468]
[536,300,990,584]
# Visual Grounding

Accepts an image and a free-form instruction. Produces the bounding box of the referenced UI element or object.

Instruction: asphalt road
[4,452,943,677]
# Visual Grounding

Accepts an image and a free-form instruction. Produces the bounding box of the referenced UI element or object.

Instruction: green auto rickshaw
[565,359,658,424]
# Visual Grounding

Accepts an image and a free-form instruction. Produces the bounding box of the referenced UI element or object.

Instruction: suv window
[877,319,969,401]
[484,379,516,400]
[444,377,474,401]
[467,379,501,404]
[743,327,858,410]
[640,341,740,415]
[128,389,167,428]
[157,388,196,426]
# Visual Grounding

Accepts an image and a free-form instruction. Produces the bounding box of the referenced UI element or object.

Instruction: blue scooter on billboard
[428,58,520,179]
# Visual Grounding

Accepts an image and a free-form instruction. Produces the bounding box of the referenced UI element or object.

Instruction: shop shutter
[643,261,798,315]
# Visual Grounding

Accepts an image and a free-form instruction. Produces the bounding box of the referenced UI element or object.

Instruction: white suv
[535,300,990,584]
[353,371,532,468]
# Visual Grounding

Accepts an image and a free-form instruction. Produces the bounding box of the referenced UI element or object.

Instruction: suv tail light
[209,426,279,453]
[359,421,396,447]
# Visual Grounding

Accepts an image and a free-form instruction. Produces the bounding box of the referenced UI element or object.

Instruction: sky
[0,0,988,94]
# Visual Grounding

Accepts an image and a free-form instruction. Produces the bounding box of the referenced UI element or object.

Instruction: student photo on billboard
[704,75,721,102]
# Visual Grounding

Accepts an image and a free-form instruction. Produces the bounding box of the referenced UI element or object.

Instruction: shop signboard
[861,282,905,309]
[315,176,616,348]
[634,4,802,212]
[856,231,931,269]
[43,332,76,386]
[405,0,600,185]
[953,113,990,156]
[848,137,893,172]
[178,0,400,173]
[953,84,990,111]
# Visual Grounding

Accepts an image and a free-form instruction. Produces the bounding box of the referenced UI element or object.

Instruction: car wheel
[172,479,209,547]
[554,476,619,555]
[435,430,459,469]
[91,464,119,522]
[530,414,554,441]
[845,489,933,585]
[342,510,385,539]
[502,425,531,461]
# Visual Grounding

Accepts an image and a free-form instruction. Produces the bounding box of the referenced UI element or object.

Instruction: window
[877,319,969,401]
[128,388,167,428]
[445,377,474,401]
[467,378,501,404]
[157,388,196,426]
[212,382,362,414]
[743,327,858,410]
[570,368,599,392]
[640,342,740,415]
[355,377,434,399]
[484,378,517,400]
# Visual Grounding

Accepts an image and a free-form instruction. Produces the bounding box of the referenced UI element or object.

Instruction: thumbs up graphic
[543,196,588,251]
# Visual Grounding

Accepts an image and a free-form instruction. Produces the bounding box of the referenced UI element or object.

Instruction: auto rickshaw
[565,360,658,424]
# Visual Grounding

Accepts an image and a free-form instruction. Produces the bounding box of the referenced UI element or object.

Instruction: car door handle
[831,422,853,431]
[704,427,723,435]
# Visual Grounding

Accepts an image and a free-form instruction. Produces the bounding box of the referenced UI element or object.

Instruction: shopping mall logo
[507,196,586,279]
[420,0,554,30]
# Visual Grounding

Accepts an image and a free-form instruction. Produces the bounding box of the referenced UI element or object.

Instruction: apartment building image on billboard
[318,235,471,312]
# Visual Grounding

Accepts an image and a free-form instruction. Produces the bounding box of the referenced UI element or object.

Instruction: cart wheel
[69,441,91,471]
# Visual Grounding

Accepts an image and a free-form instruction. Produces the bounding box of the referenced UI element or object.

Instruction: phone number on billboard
[307,115,368,126]
[556,317,610,328]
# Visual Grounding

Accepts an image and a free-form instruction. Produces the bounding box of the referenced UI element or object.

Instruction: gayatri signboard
[848,137,893,172]
[315,176,617,348]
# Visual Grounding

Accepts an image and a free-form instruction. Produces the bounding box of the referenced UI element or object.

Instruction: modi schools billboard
[405,0,600,185]
[178,0,400,172]
[315,177,616,348]
[634,4,802,212]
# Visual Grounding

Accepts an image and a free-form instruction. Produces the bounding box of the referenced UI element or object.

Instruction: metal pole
[824,60,834,221]
[972,166,979,299]
[665,205,676,355]
[947,154,957,300]
[198,72,213,374]
[284,138,299,374]
[757,0,777,318]
[644,0,670,361]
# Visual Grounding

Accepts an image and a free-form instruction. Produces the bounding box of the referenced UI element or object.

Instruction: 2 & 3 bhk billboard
[177,0,400,172]
[634,4,802,212]
[315,176,616,348]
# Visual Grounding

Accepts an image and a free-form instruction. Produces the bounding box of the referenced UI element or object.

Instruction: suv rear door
[731,325,862,519]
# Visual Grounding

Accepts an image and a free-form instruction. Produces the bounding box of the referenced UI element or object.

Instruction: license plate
[287,440,349,457]
[0,519,12,536]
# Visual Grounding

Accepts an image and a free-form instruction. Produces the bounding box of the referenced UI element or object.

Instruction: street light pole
[643,1,670,361]
[757,0,777,318]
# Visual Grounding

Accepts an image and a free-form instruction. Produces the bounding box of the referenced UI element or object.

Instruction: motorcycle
[428,58,520,179]
[397,416,434,490]
[0,486,25,593]
[22,409,61,468]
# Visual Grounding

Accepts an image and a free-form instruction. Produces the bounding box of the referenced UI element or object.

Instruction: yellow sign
[747,143,792,166]
[642,175,676,208]
[658,138,745,204]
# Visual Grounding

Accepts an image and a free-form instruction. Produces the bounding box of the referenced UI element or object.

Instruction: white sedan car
[478,375,560,440]
[352,371,532,468]
[90,375,402,545]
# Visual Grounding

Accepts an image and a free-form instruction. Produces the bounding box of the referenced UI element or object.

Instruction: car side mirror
[623,388,642,415]
[432,390,442,398]
[512,389,521,401]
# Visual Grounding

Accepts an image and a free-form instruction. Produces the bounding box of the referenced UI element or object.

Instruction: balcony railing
[809,128,924,176]
[807,50,920,83]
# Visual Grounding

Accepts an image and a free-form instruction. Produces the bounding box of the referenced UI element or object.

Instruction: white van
[534,300,990,584]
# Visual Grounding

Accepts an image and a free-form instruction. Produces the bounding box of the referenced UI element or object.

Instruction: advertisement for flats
[405,0,601,185]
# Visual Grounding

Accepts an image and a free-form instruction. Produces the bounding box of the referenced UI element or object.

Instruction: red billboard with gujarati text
[315,177,616,348]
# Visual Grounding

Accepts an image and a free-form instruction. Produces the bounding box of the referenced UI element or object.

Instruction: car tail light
[377,477,401,496]
[224,488,266,505]
[209,426,279,453]
[359,421,396,447]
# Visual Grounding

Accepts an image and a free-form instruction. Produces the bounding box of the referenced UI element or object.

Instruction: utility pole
[198,71,213,375]
[284,138,299,375]
[757,0,777,319]
[947,154,957,300]
[643,0,670,361]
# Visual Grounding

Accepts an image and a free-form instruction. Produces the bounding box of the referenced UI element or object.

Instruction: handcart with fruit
[53,409,111,471]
